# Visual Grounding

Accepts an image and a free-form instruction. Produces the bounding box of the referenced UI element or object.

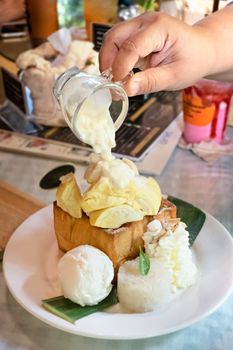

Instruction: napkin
[16,27,99,127]
[48,28,72,55]
[179,137,233,162]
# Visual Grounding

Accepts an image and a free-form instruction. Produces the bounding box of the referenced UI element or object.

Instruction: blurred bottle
[118,1,157,21]
[57,0,84,29]
[118,1,143,21]
[84,0,118,40]
[183,79,233,144]
[26,0,58,46]
[118,0,136,13]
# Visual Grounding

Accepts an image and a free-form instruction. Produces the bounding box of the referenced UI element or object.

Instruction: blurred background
[0,1,230,51]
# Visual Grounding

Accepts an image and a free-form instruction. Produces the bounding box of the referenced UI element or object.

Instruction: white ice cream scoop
[58,245,114,306]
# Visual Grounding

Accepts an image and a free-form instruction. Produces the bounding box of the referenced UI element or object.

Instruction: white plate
[3,205,233,340]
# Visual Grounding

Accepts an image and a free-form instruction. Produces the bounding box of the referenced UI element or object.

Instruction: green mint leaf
[139,248,150,275]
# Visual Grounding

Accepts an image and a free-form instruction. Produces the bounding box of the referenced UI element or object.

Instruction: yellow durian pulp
[89,205,144,229]
[81,176,161,219]
[56,173,82,219]
[56,167,162,228]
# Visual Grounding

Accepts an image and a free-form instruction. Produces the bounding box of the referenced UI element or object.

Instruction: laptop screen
[1,67,26,113]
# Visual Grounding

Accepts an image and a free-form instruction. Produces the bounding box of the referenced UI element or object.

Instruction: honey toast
[54,198,176,274]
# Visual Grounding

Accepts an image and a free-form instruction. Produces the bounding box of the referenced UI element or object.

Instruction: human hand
[99,12,215,95]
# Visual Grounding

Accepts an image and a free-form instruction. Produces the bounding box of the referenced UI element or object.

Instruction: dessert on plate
[50,76,198,315]
[54,171,176,275]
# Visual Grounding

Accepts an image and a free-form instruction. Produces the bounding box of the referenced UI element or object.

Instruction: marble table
[0,128,233,350]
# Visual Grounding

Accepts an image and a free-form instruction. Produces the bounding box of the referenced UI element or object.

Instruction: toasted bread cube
[53,198,176,276]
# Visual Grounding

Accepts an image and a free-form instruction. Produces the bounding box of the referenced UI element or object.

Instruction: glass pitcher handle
[101,68,134,85]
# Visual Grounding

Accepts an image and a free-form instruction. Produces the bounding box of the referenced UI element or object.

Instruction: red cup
[183,79,233,144]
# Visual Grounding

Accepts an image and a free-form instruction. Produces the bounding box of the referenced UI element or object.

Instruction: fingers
[99,12,184,94]
[99,12,165,78]
[124,65,178,96]
[99,19,143,72]
[111,23,166,81]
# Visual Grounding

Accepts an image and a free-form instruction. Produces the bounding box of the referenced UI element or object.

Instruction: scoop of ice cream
[57,245,114,306]
[117,257,174,313]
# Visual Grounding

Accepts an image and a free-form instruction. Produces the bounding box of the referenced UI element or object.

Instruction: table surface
[0,180,44,257]
[0,128,233,350]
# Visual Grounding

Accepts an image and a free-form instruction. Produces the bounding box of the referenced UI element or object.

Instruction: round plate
[3,205,233,340]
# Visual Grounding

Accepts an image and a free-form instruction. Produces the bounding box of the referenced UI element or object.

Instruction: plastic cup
[183,79,233,144]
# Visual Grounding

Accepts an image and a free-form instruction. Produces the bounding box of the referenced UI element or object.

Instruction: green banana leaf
[167,195,206,246]
[42,287,118,324]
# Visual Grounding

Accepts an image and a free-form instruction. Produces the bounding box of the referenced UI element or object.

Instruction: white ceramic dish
[3,205,233,340]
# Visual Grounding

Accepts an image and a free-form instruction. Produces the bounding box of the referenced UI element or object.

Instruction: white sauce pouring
[73,88,116,159]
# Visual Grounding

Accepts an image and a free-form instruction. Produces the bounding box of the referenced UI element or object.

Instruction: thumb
[124,65,178,96]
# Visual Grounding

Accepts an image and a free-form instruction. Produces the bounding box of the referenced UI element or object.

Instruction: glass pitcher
[53,67,129,144]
